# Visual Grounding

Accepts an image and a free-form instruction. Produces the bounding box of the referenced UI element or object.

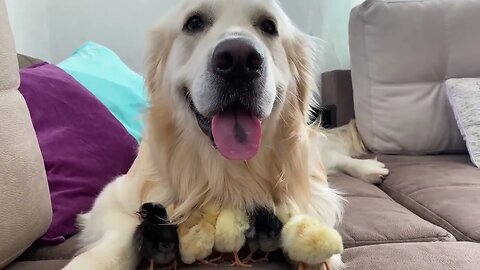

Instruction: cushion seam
[381,184,474,241]
[343,235,455,248]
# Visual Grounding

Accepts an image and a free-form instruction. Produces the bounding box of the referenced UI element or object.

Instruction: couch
[2,0,480,269]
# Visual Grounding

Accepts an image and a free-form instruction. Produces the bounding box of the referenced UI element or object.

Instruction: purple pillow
[19,63,138,245]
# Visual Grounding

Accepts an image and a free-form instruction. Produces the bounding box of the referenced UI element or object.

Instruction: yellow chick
[214,207,251,267]
[281,215,343,270]
[177,204,221,265]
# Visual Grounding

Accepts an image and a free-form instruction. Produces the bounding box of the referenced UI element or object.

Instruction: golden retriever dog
[58,0,390,269]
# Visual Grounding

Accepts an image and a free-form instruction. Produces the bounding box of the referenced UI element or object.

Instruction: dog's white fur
[62,1,386,269]
[320,120,389,184]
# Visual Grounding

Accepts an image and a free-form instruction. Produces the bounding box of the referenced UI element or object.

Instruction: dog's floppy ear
[284,32,316,120]
[145,22,173,97]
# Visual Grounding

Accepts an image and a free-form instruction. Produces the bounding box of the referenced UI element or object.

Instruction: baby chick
[281,215,343,270]
[214,207,251,267]
[243,207,283,263]
[177,204,221,265]
[134,203,179,270]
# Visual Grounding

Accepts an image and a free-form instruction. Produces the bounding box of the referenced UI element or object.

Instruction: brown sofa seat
[331,174,455,248]
[343,242,480,270]
[380,155,480,242]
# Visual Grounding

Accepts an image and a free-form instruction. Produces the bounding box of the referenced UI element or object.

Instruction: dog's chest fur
[144,96,313,220]
[161,133,282,213]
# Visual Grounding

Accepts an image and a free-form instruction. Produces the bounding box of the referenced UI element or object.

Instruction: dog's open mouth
[185,92,262,160]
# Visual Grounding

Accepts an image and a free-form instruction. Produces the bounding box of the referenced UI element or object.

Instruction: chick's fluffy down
[214,208,250,252]
[281,215,343,265]
[178,222,216,264]
[177,204,219,264]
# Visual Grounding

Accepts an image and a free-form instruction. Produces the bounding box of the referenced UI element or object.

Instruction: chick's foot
[160,260,177,270]
[198,255,222,266]
[149,259,155,270]
[251,252,269,263]
[231,252,252,267]
[241,251,255,263]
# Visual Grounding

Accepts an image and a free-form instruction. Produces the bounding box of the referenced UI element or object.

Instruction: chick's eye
[260,19,278,36]
[184,15,205,33]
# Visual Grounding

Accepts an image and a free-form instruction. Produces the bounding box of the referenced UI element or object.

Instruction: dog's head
[147,0,315,161]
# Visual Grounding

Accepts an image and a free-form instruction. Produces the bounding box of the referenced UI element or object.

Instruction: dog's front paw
[295,254,345,270]
[282,215,343,268]
[353,158,389,184]
[327,254,346,270]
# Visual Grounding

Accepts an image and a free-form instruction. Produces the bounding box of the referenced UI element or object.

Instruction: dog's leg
[63,231,138,270]
[62,176,143,270]
[328,254,345,270]
[296,256,345,270]
[338,156,389,184]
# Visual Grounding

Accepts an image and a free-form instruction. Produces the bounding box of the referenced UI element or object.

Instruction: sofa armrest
[320,70,355,127]
[0,1,52,267]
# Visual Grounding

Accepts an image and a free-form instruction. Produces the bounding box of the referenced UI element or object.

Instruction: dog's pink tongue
[212,110,262,160]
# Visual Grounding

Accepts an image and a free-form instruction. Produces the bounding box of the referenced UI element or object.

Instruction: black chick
[134,203,179,270]
[243,207,283,263]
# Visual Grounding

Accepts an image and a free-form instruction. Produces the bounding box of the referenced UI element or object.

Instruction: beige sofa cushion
[349,0,480,154]
[343,242,480,270]
[0,0,52,267]
[380,155,480,242]
[331,174,455,248]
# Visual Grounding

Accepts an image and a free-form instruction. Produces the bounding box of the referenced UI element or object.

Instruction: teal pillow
[58,42,147,141]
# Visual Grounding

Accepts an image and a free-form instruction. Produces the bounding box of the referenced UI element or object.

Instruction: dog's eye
[260,19,278,36]
[184,15,205,33]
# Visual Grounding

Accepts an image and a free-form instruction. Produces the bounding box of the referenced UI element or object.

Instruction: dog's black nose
[212,38,264,80]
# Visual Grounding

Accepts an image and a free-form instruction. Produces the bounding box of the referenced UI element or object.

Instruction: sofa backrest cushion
[349,0,480,154]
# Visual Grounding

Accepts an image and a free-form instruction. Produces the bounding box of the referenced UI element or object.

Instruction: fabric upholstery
[343,242,480,270]
[380,155,480,242]
[19,63,138,245]
[331,174,455,248]
[0,0,17,90]
[349,0,480,154]
[0,0,52,267]
[446,78,480,167]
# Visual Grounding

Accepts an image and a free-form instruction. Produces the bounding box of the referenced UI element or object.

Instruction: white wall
[5,0,51,61]
[6,0,177,72]
[5,0,361,73]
